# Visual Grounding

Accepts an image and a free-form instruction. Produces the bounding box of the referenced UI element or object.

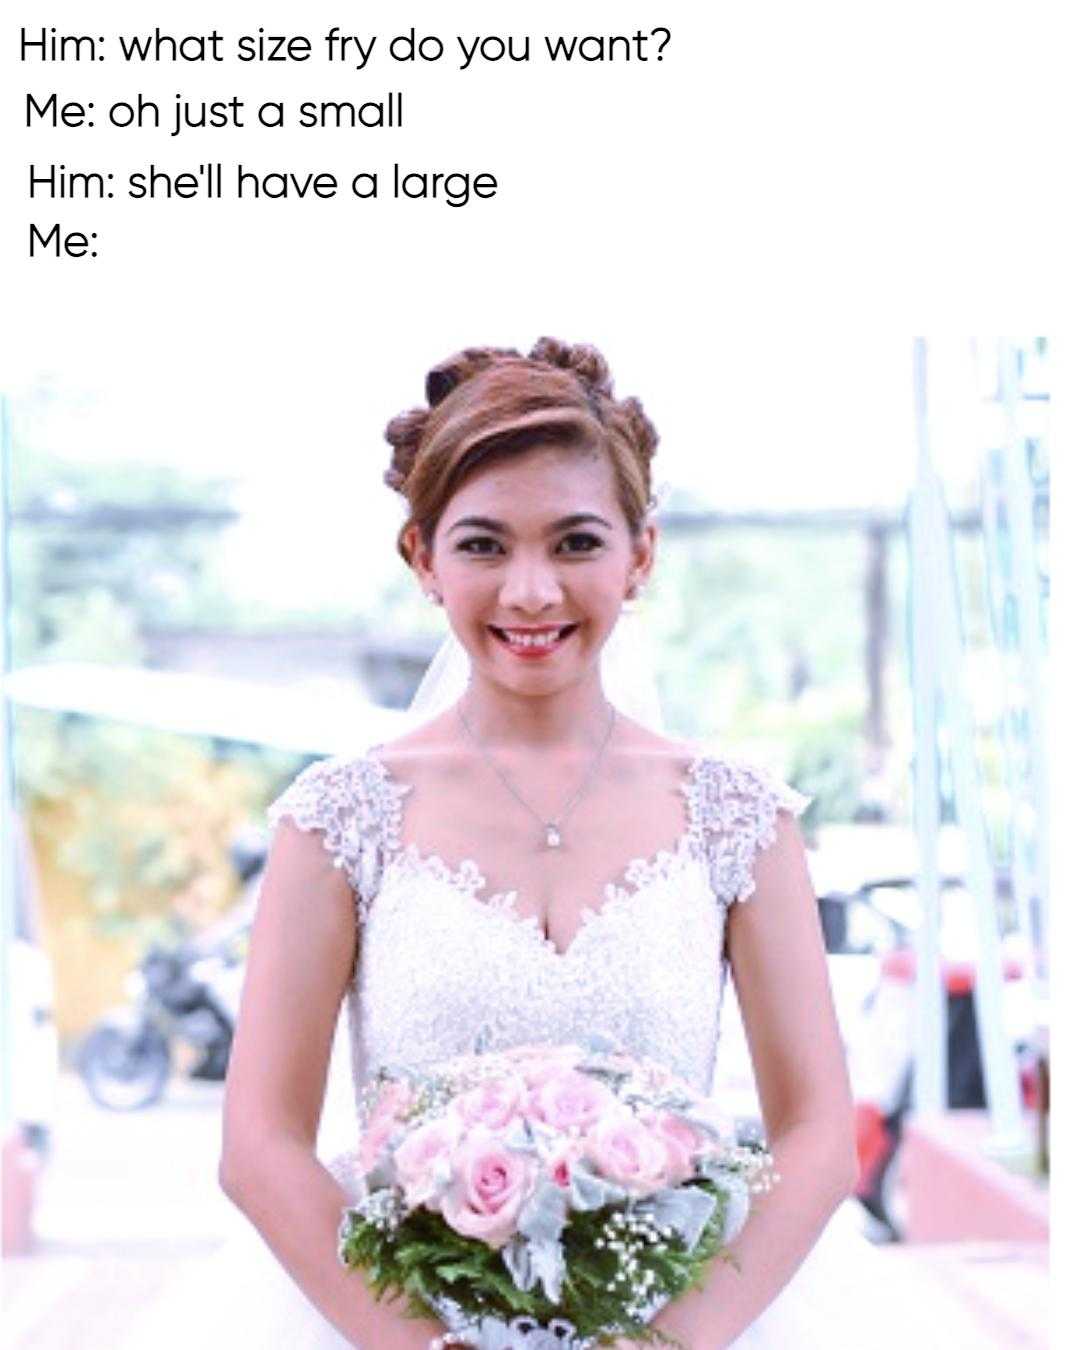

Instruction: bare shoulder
[366,708,469,774]
[612,716,698,761]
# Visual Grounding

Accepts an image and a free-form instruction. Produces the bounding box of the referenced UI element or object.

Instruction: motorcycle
[840,878,1039,1242]
[77,834,264,1110]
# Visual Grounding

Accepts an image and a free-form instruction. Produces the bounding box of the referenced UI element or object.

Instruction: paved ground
[873,1241,1049,1348]
[3,1073,1049,1349]
[4,1073,231,1350]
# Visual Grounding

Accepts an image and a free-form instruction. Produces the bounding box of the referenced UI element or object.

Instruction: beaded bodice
[267,749,809,1106]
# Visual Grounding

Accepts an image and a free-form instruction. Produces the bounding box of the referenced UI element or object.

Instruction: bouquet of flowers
[338,1037,777,1350]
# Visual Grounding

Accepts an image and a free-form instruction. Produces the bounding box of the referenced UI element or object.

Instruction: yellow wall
[27,792,240,1049]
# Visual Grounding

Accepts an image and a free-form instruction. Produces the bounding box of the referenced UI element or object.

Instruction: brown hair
[384,337,659,564]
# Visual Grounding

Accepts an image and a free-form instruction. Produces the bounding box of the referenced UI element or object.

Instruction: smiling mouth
[488,623,578,652]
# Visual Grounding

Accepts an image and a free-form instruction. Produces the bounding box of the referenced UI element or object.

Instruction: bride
[216,338,858,1348]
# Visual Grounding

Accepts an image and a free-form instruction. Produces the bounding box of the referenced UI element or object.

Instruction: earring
[426,591,442,605]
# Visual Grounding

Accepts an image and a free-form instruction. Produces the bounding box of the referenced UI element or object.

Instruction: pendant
[544,823,562,848]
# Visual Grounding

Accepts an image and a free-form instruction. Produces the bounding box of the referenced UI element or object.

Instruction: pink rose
[358,1080,414,1174]
[585,1109,671,1196]
[392,1115,464,1211]
[526,1069,617,1133]
[440,1131,538,1248]
[646,1109,700,1185]
[452,1075,528,1131]
[544,1136,587,1189]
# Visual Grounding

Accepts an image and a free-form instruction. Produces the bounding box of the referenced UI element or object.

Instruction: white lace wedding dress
[119,745,916,1349]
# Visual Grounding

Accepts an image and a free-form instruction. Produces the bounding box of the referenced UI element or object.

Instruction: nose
[498,555,564,614]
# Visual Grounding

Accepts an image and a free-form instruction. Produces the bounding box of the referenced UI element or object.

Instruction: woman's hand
[604,1339,686,1350]
[606,1341,686,1350]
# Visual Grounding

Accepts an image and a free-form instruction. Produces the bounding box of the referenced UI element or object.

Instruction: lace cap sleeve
[687,755,812,909]
[266,753,409,921]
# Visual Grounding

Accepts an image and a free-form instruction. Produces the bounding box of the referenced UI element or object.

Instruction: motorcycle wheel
[856,1129,907,1243]
[79,1024,171,1110]
[878,1146,908,1241]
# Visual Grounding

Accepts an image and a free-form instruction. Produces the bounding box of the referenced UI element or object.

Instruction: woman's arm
[218,819,445,1350]
[648,810,859,1350]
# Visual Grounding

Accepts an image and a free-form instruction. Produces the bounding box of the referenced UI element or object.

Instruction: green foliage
[8,438,313,938]
[738,688,867,832]
[649,526,867,733]
[10,447,240,661]
[340,1186,736,1347]
[641,522,882,822]
[17,700,304,938]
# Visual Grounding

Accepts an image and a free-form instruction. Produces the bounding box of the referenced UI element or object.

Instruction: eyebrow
[447,513,615,534]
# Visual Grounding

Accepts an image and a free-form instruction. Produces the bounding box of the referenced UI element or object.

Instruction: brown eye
[457,536,503,556]
[456,533,602,557]
[558,532,604,554]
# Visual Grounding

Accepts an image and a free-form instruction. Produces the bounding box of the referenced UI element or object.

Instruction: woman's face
[412,445,655,697]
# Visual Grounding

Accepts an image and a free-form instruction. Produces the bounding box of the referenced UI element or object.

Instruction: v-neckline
[363,749,707,960]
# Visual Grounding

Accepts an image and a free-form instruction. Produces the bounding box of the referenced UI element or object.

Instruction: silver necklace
[455,700,617,849]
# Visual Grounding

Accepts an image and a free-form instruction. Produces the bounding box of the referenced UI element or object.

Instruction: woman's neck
[456,672,614,752]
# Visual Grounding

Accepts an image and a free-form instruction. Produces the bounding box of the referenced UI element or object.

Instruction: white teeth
[498,627,567,649]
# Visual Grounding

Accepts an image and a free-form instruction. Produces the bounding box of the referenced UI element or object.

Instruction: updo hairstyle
[384,337,659,565]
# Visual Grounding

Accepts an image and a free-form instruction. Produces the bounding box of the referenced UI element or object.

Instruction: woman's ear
[402,522,437,596]
[631,521,658,590]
